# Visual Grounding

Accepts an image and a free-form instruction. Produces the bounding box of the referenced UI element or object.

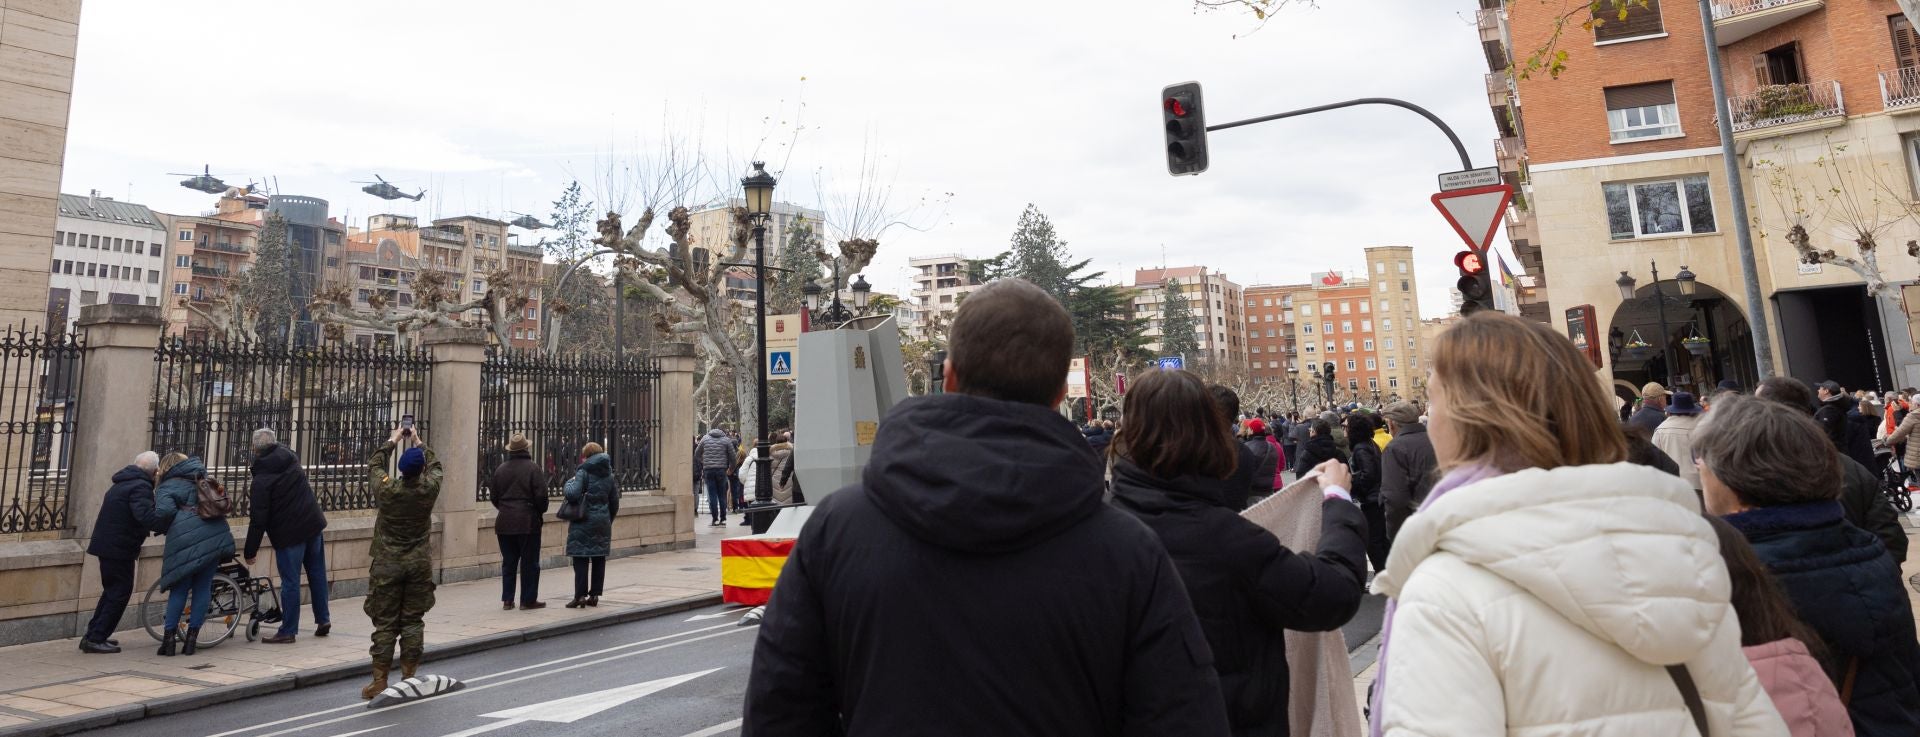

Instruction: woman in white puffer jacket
[1368,313,1786,737]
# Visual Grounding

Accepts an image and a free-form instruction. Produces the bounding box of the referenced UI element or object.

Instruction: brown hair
[948,279,1073,406]
[1706,515,1825,656]
[158,452,188,477]
[1754,376,1817,415]
[1431,312,1625,471]
[1112,369,1238,480]
[1691,394,1840,507]
[581,441,605,458]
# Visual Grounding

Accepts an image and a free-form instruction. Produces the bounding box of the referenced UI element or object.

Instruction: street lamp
[851,274,872,312]
[1615,261,1688,388]
[741,161,778,526]
[928,349,948,395]
[1286,366,1300,416]
[802,280,822,313]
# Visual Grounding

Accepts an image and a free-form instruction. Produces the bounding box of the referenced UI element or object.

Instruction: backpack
[194,476,232,520]
[1244,438,1278,493]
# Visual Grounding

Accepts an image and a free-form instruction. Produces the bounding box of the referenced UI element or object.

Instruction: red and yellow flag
[720,537,795,606]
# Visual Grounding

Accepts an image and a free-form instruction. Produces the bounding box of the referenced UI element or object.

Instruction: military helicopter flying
[355,175,426,202]
[169,165,233,195]
[508,212,548,230]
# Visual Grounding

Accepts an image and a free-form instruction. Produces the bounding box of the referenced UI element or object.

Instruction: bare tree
[308,268,534,346]
[1755,136,1920,299]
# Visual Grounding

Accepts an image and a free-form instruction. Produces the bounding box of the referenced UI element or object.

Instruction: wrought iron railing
[1882,67,1920,111]
[1727,81,1845,132]
[477,350,662,501]
[0,325,85,534]
[1711,0,1817,20]
[149,337,432,517]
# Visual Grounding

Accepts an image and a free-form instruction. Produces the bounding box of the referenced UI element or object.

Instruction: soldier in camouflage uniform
[360,427,442,700]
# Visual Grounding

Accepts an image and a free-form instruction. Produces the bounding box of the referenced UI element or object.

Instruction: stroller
[1875,447,1915,513]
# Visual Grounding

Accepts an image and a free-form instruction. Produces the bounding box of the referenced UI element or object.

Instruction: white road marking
[237,629,749,737]
[676,718,743,737]
[683,610,739,622]
[431,718,525,737]
[319,727,393,737]
[477,669,720,723]
[200,621,742,737]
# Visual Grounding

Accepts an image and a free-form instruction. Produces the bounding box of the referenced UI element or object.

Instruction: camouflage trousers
[365,561,435,667]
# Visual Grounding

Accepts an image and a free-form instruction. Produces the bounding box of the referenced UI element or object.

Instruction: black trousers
[85,556,135,643]
[1360,501,1391,573]
[572,556,606,598]
[498,533,542,605]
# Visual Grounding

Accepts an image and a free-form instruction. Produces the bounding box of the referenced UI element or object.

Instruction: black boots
[157,630,176,657]
[78,639,119,654]
[181,628,199,656]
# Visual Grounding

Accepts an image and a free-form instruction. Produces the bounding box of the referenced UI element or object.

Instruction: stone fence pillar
[655,343,697,537]
[421,327,488,582]
[68,304,164,540]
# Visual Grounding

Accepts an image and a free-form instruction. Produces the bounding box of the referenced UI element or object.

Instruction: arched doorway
[1607,280,1758,399]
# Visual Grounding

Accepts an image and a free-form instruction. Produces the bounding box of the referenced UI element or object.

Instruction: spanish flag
[720,537,794,606]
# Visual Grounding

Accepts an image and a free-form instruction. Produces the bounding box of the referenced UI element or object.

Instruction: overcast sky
[61,0,1504,318]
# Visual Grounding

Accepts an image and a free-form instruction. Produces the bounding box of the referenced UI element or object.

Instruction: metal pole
[752,221,772,509]
[1698,0,1776,379]
[1205,97,1474,171]
[1653,261,1675,388]
[614,270,624,358]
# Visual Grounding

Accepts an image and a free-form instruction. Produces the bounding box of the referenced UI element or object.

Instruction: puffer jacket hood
[706,428,726,438]
[580,452,613,477]
[1374,462,1727,666]
[862,393,1103,554]
[162,457,207,483]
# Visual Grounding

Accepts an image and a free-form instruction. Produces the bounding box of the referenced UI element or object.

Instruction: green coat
[564,453,618,558]
[367,442,442,574]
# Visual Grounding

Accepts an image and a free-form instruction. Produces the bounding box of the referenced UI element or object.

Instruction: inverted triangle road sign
[1431,183,1513,254]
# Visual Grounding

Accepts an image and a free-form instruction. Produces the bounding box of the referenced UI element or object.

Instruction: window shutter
[1753,54,1773,86]
[1604,82,1676,110]
[1594,0,1665,42]
[1894,15,1920,69]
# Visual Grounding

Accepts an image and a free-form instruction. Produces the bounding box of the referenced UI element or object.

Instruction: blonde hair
[158,452,189,477]
[581,441,605,457]
[1431,312,1626,472]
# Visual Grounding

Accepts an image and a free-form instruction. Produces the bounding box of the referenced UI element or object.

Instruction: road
[77,598,1387,737]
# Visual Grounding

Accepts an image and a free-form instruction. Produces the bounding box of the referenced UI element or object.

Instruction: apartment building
[1132,266,1246,369]
[1243,283,1313,383]
[164,200,261,339]
[47,194,169,330]
[333,237,419,348]
[1281,247,1427,403]
[504,240,544,349]
[908,253,981,341]
[686,200,825,274]
[1480,0,1920,394]
[360,214,539,346]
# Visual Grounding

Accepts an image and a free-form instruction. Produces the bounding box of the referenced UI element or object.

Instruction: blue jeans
[273,533,331,636]
[164,565,217,632]
[703,468,728,521]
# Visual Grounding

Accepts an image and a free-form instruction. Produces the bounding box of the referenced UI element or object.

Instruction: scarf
[1367,462,1507,736]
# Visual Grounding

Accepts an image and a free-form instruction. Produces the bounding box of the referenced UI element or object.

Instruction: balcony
[1728,81,1846,139]
[1478,8,1508,72]
[1882,67,1920,113]
[191,265,230,279]
[1710,0,1825,46]
[198,241,247,255]
[1495,136,1523,175]
[1485,72,1509,107]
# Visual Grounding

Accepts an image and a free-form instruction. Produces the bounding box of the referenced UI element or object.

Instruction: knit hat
[398,447,426,476]
[1382,401,1420,425]
[506,434,530,452]
[1245,418,1268,435]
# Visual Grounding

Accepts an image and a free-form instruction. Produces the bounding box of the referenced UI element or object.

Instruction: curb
[0,592,723,737]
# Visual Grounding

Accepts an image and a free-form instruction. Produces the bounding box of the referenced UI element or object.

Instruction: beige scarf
[1242,478,1363,737]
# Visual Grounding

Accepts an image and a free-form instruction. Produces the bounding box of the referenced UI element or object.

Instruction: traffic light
[1454,249,1495,316]
[1322,361,1337,387]
[1162,82,1209,176]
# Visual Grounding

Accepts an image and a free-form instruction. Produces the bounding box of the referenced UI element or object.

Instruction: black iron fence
[478,350,662,501]
[150,338,432,517]
[0,325,85,534]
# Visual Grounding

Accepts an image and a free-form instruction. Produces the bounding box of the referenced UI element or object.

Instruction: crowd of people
[695,426,802,527]
[745,277,1920,737]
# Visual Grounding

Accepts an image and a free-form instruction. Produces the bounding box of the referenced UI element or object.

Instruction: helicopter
[355,175,426,202]
[508,212,548,230]
[169,165,232,195]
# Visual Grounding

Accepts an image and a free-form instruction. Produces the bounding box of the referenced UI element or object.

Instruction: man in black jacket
[1814,380,1851,450]
[244,429,330,643]
[488,433,549,610]
[744,279,1230,737]
[81,451,160,654]
[1379,401,1438,541]
[1757,377,1908,562]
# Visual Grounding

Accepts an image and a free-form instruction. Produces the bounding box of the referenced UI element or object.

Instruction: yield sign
[1431,183,1513,253]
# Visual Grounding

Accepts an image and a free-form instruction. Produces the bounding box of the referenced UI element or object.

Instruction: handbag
[555,472,586,522]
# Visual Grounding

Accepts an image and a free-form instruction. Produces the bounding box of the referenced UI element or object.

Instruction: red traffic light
[1453,250,1485,275]
[1164,97,1189,117]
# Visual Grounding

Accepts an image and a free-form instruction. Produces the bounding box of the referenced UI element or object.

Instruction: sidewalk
[0,521,751,736]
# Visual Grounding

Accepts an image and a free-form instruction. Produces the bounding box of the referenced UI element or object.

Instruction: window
[66,232,76,246]
[1341,321,1353,333]
[85,263,95,277]
[1409,338,1417,350]
[89,235,100,249]
[1384,338,1395,350]
[1348,379,1359,390]
[1593,0,1663,42]
[1605,175,1716,238]
[1368,377,1379,390]
[1268,361,1279,369]
[1400,280,1409,292]
[1411,356,1420,368]
[1339,302,1351,315]
[1253,346,1262,355]
[1323,322,1333,334]
[1366,358,1378,370]
[1325,341,1335,353]
[80,290,97,305]
[1360,301,1370,313]
[359,266,376,280]
[1375,262,1385,274]
[1305,344,1316,354]
[1387,357,1398,369]
[63,261,73,274]
[1901,134,1920,199]
[53,230,63,246]
[148,270,159,284]
[1344,340,1356,352]
[1346,360,1357,372]
[1377,282,1387,293]
[1389,377,1400,389]
[1304,323,1314,334]
[178,230,191,241]
[1262,298,1272,307]
[145,296,157,306]
[150,243,161,257]
[176,255,189,267]
[1364,339,1375,350]
[1301,305,1313,317]
[1266,329,1276,338]
[1382,319,1393,332]
[173,283,187,295]
[1362,319,1372,332]
[1605,82,1681,142]
[1398,262,1408,274]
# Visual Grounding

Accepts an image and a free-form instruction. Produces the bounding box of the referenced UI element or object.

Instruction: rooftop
[56,193,166,229]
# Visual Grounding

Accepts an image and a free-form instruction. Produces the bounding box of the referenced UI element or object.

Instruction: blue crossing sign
[769,351,793,378]
[1156,356,1184,371]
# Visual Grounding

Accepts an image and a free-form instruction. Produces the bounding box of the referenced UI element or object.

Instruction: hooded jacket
[1370,463,1786,736]
[697,429,733,470]
[769,442,797,504]
[152,458,237,593]
[1743,638,1856,737]
[1816,395,1854,451]
[88,465,157,560]
[1729,501,1920,736]
[564,453,618,558]
[1380,423,1438,538]
[244,444,327,559]
[1291,433,1341,477]
[1110,459,1367,737]
[743,393,1230,737]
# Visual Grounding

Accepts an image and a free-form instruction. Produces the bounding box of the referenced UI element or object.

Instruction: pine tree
[232,213,297,342]
[539,181,615,354]
[977,204,1097,302]
[1158,276,1200,362]
[771,216,825,315]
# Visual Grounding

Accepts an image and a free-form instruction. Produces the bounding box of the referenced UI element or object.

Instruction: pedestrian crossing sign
[769,351,793,380]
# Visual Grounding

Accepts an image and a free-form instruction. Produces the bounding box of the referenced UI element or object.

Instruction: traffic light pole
[1204,98,1474,171]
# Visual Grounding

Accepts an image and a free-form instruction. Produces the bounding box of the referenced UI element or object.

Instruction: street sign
[1438,167,1501,191]
[767,313,800,382]
[769,351,793,378]
[1431,183,1514,254]
[1156,356,1185,371]
[1066,357,1089,399]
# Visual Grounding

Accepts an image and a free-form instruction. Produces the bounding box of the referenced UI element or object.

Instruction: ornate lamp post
[741,162,777,515]
[1286,366,1300,416]
[1616,262,1696,388]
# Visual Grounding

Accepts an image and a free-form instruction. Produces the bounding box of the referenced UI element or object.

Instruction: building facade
[48,194,169,330]
[0,0,80,329]
[1132,266,1246,369]
[1483,0,1920,396]
[164,199,261,339]
[908,253,982,341]
[1244,283,1312,383]
[1280,247,1427,404]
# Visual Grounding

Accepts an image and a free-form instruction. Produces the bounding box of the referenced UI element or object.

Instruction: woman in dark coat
[151,453,235,656]
[1344,414,1387,573]
[563,443,619,608]
[1290,419,1341,477]
[1108,369,1368,737]
[1696,395,1920,736]
[488,433,549,610]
